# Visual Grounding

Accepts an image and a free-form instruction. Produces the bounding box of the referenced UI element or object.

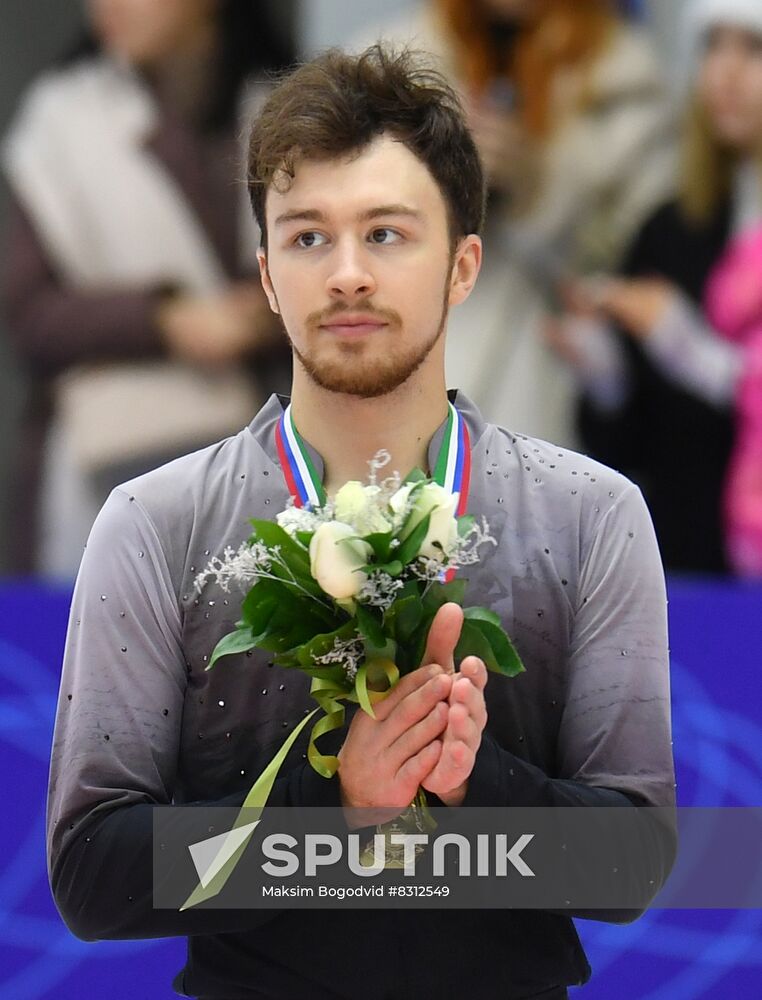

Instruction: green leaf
[454,620,499,671]
[463,606,502,628]
[421,578,467,613]
[457,514,476,538]
[402,467,427,485]
[296,530,314,549]
[395,512,431,566]
[473,621,525,677]
[384,593,424,645]
[207,627,257,669]
[355,603,386,647]
[459,612,526,677]
[247,520,322,597]
[361,560,403,577]
[294,620,359,669]
[241,579,282,633]
[363,531,394,562]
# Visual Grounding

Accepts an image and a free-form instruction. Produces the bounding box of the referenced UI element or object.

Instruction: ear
[448,235,482,308]
[257,249,280,314]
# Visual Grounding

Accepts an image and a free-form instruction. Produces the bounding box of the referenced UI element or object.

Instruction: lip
[319,315,388,335]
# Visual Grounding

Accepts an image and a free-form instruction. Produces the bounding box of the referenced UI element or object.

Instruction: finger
[422,739,474,795]
[458,656,488,692]
[373,662,445,723]
[387,700,449,769]
[450,677,488,734]
[421,603,464,674]
[396,739,442,793]
[446,701,482,747]
[381,672,452,745]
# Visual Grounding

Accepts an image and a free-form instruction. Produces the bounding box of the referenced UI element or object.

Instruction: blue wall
[2,577,761,998]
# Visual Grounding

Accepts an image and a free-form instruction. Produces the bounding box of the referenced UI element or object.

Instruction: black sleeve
[50,759,344,942]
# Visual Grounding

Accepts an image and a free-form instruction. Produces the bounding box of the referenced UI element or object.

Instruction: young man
[48,46,676,1000]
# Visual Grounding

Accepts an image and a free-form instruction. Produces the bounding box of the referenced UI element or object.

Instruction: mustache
[305,300,402,330]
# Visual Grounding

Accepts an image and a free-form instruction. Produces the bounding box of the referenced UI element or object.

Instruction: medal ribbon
[277,400,470,513]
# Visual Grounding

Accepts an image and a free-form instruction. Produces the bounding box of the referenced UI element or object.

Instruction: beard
[275,269,452,400]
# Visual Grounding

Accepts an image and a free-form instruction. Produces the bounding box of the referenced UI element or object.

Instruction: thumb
[421,603,464,674]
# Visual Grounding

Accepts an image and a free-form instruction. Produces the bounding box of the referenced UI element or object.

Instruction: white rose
[309,521,372,600]
[390,482,459,561]
[333,481,393,535]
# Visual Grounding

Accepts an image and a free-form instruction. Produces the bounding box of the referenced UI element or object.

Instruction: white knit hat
[678,0,762,91]
[689,0,762,42]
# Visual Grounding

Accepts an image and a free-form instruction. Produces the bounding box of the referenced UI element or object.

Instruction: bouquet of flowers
[181,451,524,908]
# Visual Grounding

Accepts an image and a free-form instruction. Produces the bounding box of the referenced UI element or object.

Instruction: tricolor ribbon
[277,400,470,513]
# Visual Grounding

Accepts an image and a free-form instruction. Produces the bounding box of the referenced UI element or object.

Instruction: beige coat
[355,7,675,445]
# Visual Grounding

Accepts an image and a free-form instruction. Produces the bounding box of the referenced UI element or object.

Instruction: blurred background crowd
[1,0,761,582]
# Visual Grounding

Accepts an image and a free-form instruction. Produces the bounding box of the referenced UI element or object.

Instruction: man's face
[258,134,480,398]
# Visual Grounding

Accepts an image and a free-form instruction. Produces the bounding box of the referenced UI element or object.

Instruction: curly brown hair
[248,44,486,249]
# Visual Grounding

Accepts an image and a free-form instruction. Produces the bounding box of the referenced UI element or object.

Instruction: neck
[290,365,449,497]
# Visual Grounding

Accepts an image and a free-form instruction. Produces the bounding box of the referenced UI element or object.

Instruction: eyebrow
[273,204,424,227]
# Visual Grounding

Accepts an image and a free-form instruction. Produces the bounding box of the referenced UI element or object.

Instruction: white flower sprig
[313,635,366,681]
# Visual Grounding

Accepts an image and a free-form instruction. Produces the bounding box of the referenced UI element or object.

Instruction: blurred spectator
[356,0,674,447]
[1,0,294,579]
[551,0,762,575]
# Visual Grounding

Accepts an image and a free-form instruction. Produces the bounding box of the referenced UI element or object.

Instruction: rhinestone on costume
[218,700,225,707]
[138,551,144,558]
[120,646,127,653]
[262,689,268,695]
[279,684,285,691]
[100,595,107,601]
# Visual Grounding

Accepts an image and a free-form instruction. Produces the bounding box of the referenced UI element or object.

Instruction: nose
[325,237,377,300]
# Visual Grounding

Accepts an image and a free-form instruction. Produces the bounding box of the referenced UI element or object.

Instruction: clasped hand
[338,603,488,827]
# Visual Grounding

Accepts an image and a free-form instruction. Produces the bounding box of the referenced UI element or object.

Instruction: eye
[294,231,328,249]
[369,228,401,245]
